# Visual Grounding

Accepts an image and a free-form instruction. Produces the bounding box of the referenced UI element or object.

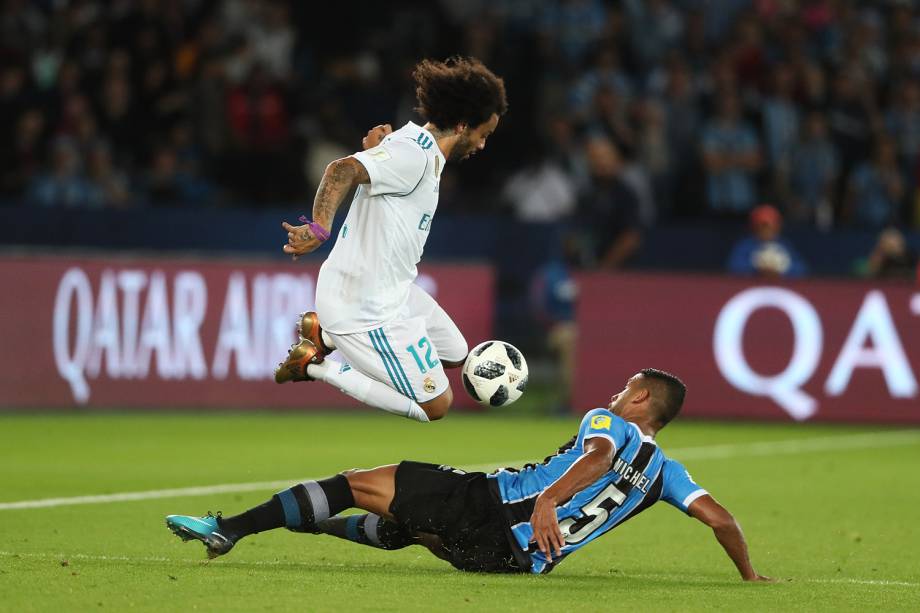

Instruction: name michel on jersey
[611,456,651,493]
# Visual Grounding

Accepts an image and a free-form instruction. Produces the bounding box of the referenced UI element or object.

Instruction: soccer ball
[461,341,529,407]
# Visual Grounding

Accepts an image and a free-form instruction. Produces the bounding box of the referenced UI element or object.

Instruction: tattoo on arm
[312,157,370,227]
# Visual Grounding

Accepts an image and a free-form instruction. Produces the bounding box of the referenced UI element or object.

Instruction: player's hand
[362,124,392,150]
[281,221,324,260]
[529,495,565,559]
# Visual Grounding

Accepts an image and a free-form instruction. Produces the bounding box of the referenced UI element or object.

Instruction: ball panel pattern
[472,341,493,356]
[462,373,481,402]
[473,360,505,380]
[489,385,508,406]
[504,344,522,369]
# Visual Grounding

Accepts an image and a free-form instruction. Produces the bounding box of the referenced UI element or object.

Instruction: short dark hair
[639,368,687,426]
[413,56,508,130]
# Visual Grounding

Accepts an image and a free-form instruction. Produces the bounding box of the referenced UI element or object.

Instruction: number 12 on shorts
[407,336,439,373]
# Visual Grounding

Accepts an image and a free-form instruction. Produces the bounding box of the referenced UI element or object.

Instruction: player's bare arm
[529,436,615,559]
[688,494,772,582]
[282,157,371,259]
[282,124,388,259]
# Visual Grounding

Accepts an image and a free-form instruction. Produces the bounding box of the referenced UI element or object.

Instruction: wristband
[298,215,331,242]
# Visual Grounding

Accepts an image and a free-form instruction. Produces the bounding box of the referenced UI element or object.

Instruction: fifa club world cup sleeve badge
[591,414,612,430]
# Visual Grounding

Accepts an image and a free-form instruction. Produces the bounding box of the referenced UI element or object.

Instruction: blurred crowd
[0,0,304,208]
[1,1,920,261]
[488,0,920,272]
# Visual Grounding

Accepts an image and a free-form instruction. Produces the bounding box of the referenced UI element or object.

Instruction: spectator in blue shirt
[531,234,583,411]
[727,204,807,278]
[789,112,839,227]
[885,80,920,191]
[27,137,97,209]
[762,64,800,180]
[537,0,608,68]
[846,136,905,228]
[701,93,763,215]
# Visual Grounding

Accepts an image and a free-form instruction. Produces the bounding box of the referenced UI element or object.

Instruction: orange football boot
[274,339,323,383]
[298,311,333,358]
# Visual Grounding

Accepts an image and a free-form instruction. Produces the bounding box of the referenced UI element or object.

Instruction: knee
[441,339,468,369]
[340,467,375,496]
[420,388,453,421]
[339,468,361,485]
[441,356,466,369]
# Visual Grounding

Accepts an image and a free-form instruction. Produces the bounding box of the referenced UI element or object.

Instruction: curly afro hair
[413,56,508,130]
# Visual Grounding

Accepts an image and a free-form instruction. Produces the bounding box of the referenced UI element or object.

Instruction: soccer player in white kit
[274,57,507,423]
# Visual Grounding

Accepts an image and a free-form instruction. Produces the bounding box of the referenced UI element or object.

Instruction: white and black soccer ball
[461,341,529,407]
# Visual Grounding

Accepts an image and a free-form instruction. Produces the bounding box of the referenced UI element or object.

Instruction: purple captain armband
[298,215,331,242]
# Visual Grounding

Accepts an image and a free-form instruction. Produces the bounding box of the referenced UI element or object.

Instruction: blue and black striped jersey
[487,409,707,574]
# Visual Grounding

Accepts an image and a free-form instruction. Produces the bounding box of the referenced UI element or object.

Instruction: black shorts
[389,461,526,574]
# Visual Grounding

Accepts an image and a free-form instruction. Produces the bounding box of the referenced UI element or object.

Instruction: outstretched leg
[166,465,401,558]
[166,462,521,572]
[314,514,452,562]
[307,360,431,422]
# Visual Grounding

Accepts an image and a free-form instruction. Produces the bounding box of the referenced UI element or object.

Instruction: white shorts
[325,285,468,403]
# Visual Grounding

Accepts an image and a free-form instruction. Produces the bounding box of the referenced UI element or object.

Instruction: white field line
[1,430,918,512]
[0,551,916,589]
[0,459,522,511]
[603,569,919,588]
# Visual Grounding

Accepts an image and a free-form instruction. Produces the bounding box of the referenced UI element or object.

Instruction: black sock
[219,475,354,536]
[315,513,415,550]
[317,475,355,517]
[218,497,285,537]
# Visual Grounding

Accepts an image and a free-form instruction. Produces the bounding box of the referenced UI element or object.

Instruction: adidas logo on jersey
[416,133,433,150]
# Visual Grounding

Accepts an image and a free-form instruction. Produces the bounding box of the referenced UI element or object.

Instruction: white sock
[307,359,429,423]
[321,330,336,350]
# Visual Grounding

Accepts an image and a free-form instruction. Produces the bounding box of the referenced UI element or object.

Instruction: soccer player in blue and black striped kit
[166,368,770,580]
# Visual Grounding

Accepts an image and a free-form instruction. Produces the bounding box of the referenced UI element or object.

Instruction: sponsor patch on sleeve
[590,414,612,430]
[368,146,391,161]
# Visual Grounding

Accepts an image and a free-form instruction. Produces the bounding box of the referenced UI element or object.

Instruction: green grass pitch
[1,411,919,612]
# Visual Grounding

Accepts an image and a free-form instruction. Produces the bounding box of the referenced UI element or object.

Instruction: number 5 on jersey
[407,336,439,373]
[558,482,628,544]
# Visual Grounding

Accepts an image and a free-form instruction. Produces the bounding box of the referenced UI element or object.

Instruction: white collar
[406,121,446,160]
[630,422,658,444]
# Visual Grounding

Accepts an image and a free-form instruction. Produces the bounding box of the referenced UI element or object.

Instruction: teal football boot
[166,512,239,559]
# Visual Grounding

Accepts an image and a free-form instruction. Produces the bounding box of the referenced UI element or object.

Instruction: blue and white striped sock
[275,475,355,533]
[218,474,354,537]
[315,513,415,550]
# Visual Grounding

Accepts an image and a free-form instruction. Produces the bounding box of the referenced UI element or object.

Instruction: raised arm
[687,494,771,581]
[529,436,614,559]
[311,157,370,229]
[282,123,396,259]
[282,156,370,259]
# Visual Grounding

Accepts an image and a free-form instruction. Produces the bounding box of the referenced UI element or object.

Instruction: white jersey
[315,122,445,334]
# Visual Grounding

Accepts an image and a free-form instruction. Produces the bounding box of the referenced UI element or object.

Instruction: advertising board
[0,255,493,410]
[575,273,920,423]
